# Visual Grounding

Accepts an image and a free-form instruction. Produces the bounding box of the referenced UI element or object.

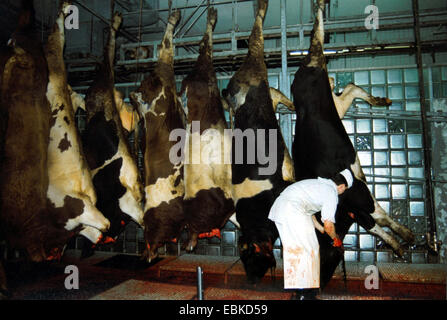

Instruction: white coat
[268,177,339,289]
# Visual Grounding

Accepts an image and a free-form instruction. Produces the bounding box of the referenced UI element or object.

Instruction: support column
[412,0,438,261]
[431,98,447,263]
[279,0,292,152]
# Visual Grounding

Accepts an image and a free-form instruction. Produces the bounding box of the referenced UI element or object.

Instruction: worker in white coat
[268,168,354,300]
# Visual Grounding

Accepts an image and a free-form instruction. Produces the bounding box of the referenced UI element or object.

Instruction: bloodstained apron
[270,199,320,289]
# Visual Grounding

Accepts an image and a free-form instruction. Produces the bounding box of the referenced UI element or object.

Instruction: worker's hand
[332,237,343,248]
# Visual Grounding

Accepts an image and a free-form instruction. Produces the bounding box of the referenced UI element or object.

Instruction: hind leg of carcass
[368,224,405,257]
[186,232,198,253]
[371,201,415,244]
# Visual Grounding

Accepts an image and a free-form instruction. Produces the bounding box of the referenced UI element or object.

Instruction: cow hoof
[394,247,405,258]
[147,255,157,264]
[146,252,158,264]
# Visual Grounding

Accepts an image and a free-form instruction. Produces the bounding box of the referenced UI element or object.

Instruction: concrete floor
[3,250,446,300]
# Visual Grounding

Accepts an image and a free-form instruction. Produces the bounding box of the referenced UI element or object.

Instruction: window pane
[375,184,389,198]
[432,67,441,82]
[360,235,375,249]
[371,86,385,97]
[393,199,407,216]
[268,75,279,89]
[354,71,369,85]
[337,72,353,88]
[378,201,390,212]
[391,151,406,165]
[387,69,402,83]
[407,134,422,148]
[356,135,372,150]
[374,135,388,149]
[342,119,354,133]
[408,151,423,165]
[373,119,387,132]
[377,252,392,262]
[389,85,403,99]
[375,168,390,182]
[374,151,389,166]
[349,223,358,233]
[410,201,424,216]
[409,167,424,178]
[371,70,385,84]
[411,253,426,263]
[344,251,358,262]
[432,83,443,99]
[392,184,407,199]
[388,119,404,133]
[392,167,407,177]
[360,251,375,262]
[356,101,370,109]
[219,78,229,90]
[405,85,420,99]
[442,66,447,81]
[406,121,422,134]
[390,135,405,149]
[389,101,403,111]
[409,184,423,198]
[344,234,357,248]
[358,151,372,166]
[404,68,418,83]
[406,101,420,111]
[356,119,371,133]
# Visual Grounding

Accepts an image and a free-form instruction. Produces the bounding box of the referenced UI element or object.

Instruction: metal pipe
[179,5,209,38]
[115,0,130,11]
[122,0,252,15]
[363,173,447,184]
[197,266,203,300]
[72,0,138,42]
[412,0,438,256]
[173,0,207,38]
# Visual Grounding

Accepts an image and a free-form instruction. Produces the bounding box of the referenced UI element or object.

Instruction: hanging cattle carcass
[130,10,186,262]
[45,1,111,251]
[0,0,93,297]
[290,0,414,288]
[178,7,235,251]
[221,0,293,284]
[0,0,52,265]
[81,9,144,256]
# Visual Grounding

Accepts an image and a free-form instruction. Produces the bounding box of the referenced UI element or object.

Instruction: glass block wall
[286,66,447,263]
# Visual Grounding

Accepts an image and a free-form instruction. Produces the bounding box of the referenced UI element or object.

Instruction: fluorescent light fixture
[289,50,308,56]
[290,50,336,55]
[384,45,411,49]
